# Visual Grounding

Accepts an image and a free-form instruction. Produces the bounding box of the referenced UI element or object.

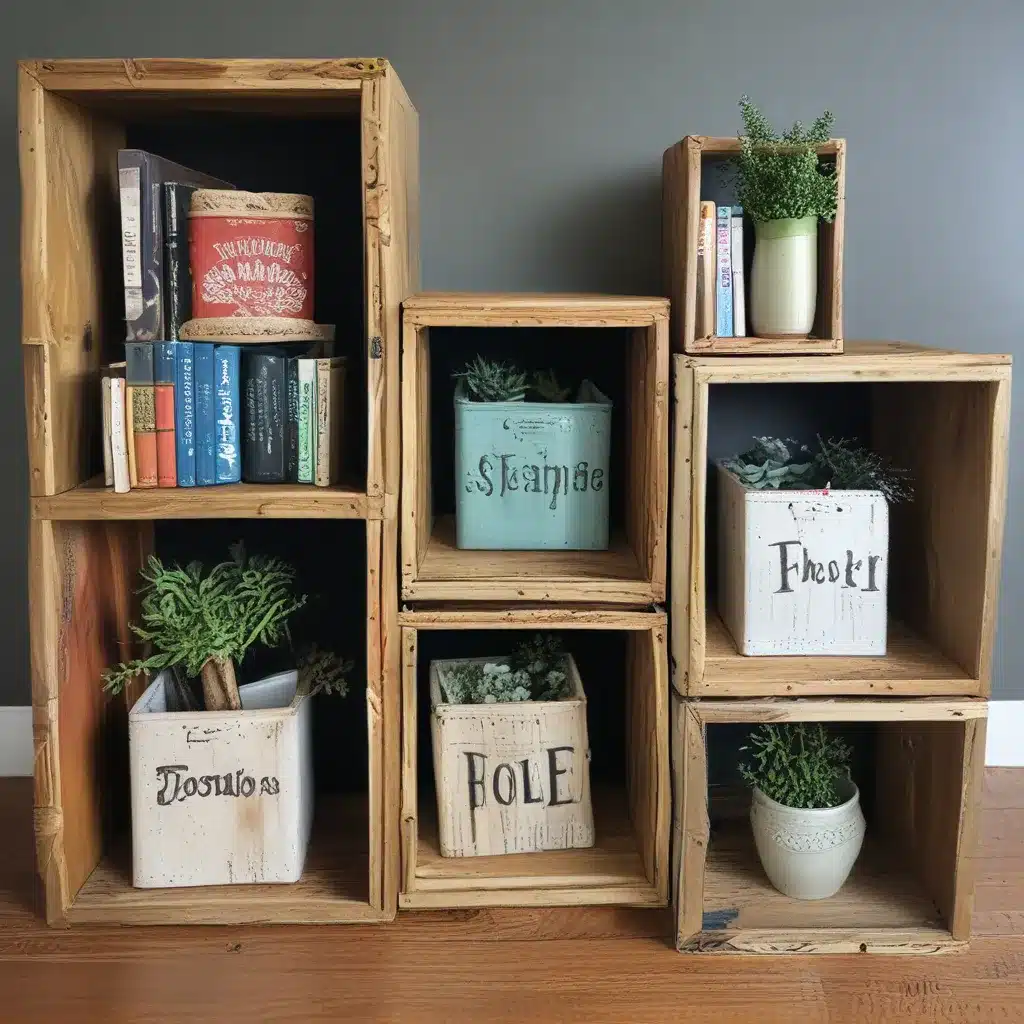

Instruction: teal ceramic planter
[455,381,612,550]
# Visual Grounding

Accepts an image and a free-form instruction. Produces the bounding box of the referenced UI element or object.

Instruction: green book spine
[297,359,317,484]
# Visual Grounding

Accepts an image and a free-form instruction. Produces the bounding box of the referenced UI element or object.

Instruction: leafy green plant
[739,723,852,809]
[733,96,838,224]
[437,633,571,705]
[453,356,529,402]
[297,645,354,699]
[723,435,913,504]
[531,369,572,403]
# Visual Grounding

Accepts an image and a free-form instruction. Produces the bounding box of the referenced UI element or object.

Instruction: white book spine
[101,376,114,486]
[715,206,733,337]
[110,377,131,494]
[731,207,746,337]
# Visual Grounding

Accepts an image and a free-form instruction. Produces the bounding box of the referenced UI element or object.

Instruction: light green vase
[750,216,818,338]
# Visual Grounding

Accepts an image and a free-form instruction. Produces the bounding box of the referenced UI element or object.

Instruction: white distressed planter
[749,215,818,338]
[429,654,594,858]
[750,779,866,900]
[718,464,889,656]
[129,669,313,888]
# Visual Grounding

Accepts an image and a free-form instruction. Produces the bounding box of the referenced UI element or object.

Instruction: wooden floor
[1,772,1023,1022]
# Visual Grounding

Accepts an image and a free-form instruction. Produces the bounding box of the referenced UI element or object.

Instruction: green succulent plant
[453,356,529,402]
[531,369,572,403]
[739,723,852,809]
[437,633,571,705]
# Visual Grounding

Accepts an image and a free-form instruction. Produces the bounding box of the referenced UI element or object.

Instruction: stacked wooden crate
[664,136,1012,953]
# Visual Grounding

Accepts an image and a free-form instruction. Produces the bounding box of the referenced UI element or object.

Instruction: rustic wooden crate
[401,293,669,603]
[671,696,988,954]
[662,136,846,355]
[670,344,1012,697]
[399,607,670,908]
[20,58,418,926]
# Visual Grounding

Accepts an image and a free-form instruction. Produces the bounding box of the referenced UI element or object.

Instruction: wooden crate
[401,293,669,603]
[663,136,846,355]
[671,696,988,954]
[671,344,1012,697]
[399,607,670,908]
[20,58,418,926]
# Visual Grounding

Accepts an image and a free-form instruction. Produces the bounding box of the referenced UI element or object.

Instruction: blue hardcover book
[194,343,216,486]
[174,342,196,486]
[715,205,734,337]
[214,344,241,484]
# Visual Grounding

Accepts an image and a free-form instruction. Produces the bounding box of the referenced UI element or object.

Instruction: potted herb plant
[718,436,912,656]
[734,97,839,338]
[430,633,594,857]
[103,543,352,888]
[453,356,611,550]
[740,723,865,900]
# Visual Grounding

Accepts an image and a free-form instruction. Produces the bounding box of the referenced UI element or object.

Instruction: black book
[163,183,201,341]
[242,350,287,483]
[285,357,301,483]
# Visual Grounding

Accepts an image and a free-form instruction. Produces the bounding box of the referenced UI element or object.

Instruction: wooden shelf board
[67,795,383,925]
[692,612,977,696]
[688,336,843,355]
[405,516,653,603]
[403,292,669,328]
[693,820,957,953]
[402,788,663,910]
[32,477,382,521]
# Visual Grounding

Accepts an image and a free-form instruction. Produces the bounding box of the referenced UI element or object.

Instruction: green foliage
[102,542,306,696]
[531,369,572,403]
[723,435,913,504]
[437,633,571,705]
[739,723,852,809]
[454,356,529,402]
[734,96,838,224]
[297,645,354,699]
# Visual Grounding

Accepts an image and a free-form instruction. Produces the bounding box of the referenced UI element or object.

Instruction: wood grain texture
[380,517,402,920]
[671,696,708,948]
[669,357,694,693]
[365,520,384,913]
[398,607,668,630]
[403,293,670,326]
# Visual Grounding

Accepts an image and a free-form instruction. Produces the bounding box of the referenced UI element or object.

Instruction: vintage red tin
[189,191,314,320]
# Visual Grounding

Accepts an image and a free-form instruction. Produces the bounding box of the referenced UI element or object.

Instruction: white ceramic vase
[750,215,818,338]
[749,778,865,900]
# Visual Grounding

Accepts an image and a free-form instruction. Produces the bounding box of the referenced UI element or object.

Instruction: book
[125,342,157,488]
[154,342,177,487]
[175,342,196,487]
[242,350,287,483]
[126,386,137,487]
[110,377,130,494]
[731,206,746,337]
[101,377,113,487]
[193,343,216,486]
[118,150,233,342]
[163,183,202,341]
[285,357,301,482]
[214,345,241,484]
[715,205,733,337]
[297,359,317,484]
[696,201,716,339]
[315,357,347,487]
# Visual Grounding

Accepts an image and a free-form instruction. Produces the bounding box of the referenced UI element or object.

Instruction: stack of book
[102,343,346,492]
[696,202,746,339]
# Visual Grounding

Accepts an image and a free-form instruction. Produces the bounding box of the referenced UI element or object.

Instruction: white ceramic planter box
[717,464,889,656]
[429,654,594,858]
[129,669,313,888]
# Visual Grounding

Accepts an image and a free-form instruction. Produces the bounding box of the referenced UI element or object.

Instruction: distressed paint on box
[454,382,611,550]
[429,655,594,858]
[717,464,888,656]
[129,669,313,888]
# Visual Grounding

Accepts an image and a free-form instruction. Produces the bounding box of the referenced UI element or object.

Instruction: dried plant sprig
[297,645,353,699]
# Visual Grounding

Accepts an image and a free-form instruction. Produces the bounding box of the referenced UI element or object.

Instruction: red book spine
[155,383,177,487]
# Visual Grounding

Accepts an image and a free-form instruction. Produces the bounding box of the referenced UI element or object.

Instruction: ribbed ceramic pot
[749,215,818,338]
[750,778,865,900]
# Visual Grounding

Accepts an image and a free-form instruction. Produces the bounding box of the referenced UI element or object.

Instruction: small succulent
[531,369,572,403]
[453,356,528,402]
[722,436,817,490]
[438,633,571,705]
[740,723,852,809]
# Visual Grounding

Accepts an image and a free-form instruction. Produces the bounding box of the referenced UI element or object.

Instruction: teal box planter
[455,381,612,550]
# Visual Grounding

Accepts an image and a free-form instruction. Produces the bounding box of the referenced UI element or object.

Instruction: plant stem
[201,656,241,711]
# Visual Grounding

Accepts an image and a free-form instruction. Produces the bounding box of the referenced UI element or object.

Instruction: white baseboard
[0,706,32,776]
[0,701,1021,775]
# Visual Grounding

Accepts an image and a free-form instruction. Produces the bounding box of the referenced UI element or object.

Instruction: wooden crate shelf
[662,135,846,355]
[671,344,1012,698]
[400,293,669,604]
[671,696,988,954]
[398,606,670,909]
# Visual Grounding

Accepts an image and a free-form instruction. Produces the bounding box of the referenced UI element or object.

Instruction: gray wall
[4,0,1023,702]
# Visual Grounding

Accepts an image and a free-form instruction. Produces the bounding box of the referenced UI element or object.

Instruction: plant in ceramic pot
[740,723,865,900]
[734,97,839,338]
[452,357,611,551]
[430,633,594,857]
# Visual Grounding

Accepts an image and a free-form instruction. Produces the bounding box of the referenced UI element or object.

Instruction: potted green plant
[734,97,839,338]
[430,633,594,857]
[453,357,611,550]
[718,436,912,656]
[740,723,865,900]
[103,543,352,888]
